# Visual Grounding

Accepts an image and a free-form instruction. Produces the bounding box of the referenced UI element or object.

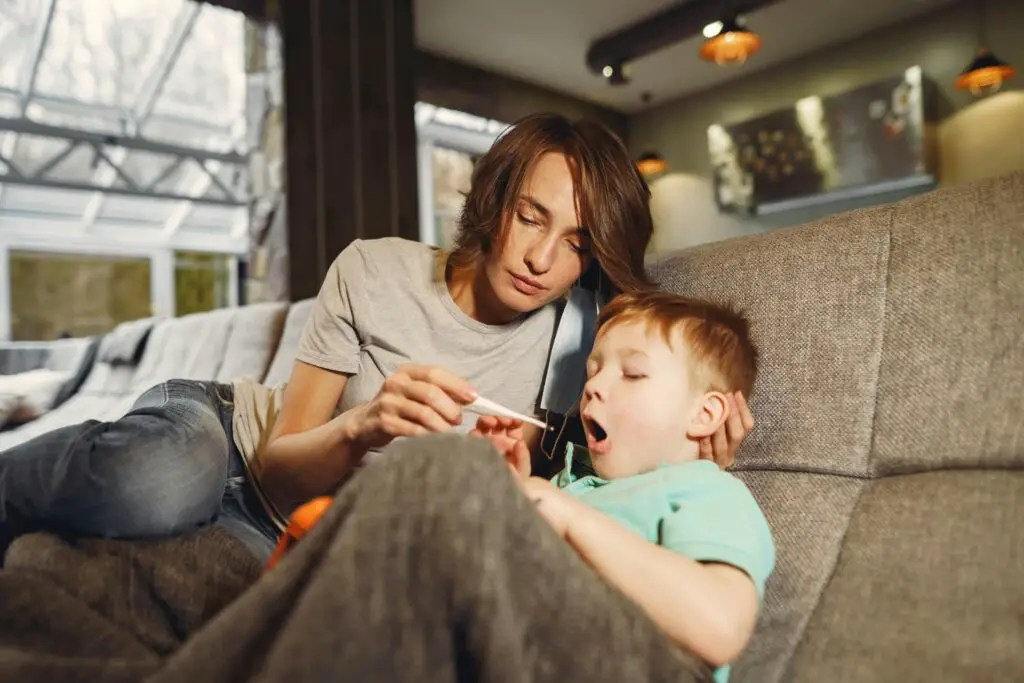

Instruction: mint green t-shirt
[553,443,775,683]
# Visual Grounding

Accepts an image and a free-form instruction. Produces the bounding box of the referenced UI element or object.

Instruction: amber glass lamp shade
[956,49,1015,96]
[699,17,762,65]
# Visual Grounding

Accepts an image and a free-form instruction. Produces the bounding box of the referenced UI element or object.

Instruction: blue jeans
[0,380,280,562]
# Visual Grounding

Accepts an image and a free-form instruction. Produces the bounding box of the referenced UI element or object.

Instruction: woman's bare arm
[260,361,360,509]
[260,361,479,510]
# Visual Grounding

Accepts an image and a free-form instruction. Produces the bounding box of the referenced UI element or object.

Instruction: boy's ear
[686,391,729,440]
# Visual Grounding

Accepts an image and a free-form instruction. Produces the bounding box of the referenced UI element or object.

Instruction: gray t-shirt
[296,237,559,434]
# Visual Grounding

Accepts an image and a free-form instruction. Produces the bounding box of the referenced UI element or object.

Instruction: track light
[601,62,630,86]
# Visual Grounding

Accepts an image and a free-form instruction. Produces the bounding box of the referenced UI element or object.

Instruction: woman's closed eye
[517,211,540,227]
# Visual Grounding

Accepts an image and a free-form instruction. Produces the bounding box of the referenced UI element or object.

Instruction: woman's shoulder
[331,237,440,284]
[345,237,438,265]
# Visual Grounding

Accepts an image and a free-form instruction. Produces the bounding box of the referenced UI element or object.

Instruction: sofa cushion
[0,369,72,424]
[215,302,289,383]
[96,317,156,366]
[649,172,1024,683]
[785,472,1023,683]
[648,202,892,479]
[50,336,101,409]
[263,299,314,388]
[869,172,1024,476]
[180,309,236,381]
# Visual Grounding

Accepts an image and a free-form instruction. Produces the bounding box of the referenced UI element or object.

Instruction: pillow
[0,369,73,425]
[0,393,20,428]
[97,318,156,366]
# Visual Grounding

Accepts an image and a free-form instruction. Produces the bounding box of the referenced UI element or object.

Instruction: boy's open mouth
[583,415,608,445]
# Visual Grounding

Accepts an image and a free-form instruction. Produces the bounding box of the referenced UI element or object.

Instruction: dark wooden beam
[281,0,419,302]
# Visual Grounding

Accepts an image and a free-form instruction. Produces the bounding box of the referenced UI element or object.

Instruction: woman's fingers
[398,379,464,426]
[698,436,714,461]
[723,392,746,444]
[398,364,478,403]
[735,391,755,432]
[711,421,730,467]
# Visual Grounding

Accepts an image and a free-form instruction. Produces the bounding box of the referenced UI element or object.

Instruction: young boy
[471,290,775,683]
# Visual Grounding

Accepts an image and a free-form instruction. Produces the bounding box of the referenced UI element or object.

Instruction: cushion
[96,318,157,366]
[215,302,289,383]
[0,369,73,425]
[263,299,314,387]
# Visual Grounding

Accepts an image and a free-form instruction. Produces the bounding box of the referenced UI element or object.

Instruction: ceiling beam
[19,0,58,116]
[0,115,244,166]
[132,3,203,132]
[585,0,780,75]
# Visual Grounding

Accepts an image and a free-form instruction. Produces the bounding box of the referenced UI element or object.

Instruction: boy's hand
[521,477,574,537]
[470,415,531,479]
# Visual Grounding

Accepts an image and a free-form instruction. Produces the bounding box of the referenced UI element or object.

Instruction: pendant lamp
[956,49,1015,96]
[636,152,669,176]
[699,16,762,66]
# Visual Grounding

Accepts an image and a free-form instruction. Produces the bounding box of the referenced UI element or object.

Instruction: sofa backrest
[647,170,1024,682]
[77,318,159,398]
[263,298,314,388]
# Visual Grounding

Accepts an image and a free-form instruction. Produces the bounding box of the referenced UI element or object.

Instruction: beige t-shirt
[295,237,559,435]
[232,238,563,528]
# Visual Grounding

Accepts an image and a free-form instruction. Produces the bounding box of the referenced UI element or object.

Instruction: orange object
[264,496,333,571]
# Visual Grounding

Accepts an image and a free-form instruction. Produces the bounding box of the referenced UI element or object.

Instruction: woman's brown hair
[450,113,654,297]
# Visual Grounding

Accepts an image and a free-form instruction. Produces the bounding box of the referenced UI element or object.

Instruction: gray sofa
[1,170,1021,682]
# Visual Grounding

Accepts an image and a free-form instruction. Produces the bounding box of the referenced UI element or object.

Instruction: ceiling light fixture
[602,62,630,85]
[636,151,668,176]
[699,15,762,65]
[702,21,724,39]
[956,49,1015,97]
[956,0,1014,97]
[585,0,779,79]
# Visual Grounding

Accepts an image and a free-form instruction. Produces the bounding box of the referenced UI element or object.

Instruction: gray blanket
[0,527,261,683]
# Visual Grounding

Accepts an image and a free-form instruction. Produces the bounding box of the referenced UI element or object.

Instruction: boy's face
[581,319,716,479]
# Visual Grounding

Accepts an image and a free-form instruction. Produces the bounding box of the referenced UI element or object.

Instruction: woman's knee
[89,400,230,538]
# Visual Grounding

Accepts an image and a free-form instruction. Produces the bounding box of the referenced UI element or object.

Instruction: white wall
[647,173,763,253]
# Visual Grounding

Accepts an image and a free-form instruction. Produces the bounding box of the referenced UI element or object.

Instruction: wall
[629,0,1024,252]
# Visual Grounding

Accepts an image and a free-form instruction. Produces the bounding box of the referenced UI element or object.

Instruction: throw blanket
[0,527,261,683]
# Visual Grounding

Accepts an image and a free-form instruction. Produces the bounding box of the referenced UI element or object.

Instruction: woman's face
[483,152,592,315]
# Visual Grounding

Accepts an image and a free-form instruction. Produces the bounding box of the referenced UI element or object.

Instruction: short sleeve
[661,478,776,597]
[295,241,365,374]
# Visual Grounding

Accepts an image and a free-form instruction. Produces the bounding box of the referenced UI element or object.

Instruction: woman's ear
[685,391,729,440]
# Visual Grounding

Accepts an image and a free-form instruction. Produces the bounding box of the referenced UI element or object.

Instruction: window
[9,250,151,341]
[174,250,233,316]
[415,103,506,247]
[431,146,476,249]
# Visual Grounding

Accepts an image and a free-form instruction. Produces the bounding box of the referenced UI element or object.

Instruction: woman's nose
[524,235,556,274]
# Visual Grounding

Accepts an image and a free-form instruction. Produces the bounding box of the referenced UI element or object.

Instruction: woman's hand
[348,364,478,451]
[699,391,755,469]
[471,415,531,479]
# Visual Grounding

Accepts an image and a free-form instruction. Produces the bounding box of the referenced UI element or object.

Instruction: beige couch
[1,171,1021,682]
[0,300,313,449]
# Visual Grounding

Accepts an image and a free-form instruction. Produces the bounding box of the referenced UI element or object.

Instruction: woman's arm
[260,362,358,509]
[261,362,478,510]
[525,479,759,668]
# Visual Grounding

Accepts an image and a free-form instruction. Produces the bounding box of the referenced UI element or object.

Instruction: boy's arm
[525,479,760,668]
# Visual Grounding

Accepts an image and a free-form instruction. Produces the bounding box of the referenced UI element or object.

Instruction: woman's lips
[510,272,545,296]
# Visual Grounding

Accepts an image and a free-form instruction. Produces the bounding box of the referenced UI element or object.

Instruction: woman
[0,114,753,564]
